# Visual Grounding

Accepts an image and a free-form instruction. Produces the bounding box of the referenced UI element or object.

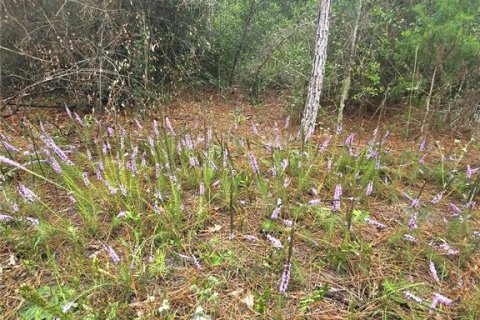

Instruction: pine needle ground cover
[1,99,479,319]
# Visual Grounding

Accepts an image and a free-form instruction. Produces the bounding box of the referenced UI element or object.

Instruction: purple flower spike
[429,261,440,283]
[101,242,120,264]
[333,184,342,212]
[408,212,418,230]
[404,291,423,303]
[431,191,444,204]
[17,183,39,203]
[345,133,355,146]
[247,150,260,175]
[0,214,14,222]
[449,203,462,216]
[430,293,453,309]
[466,165,479,179]
[279,262,292,293]
[266,234,283,249]
[366,181,373,196]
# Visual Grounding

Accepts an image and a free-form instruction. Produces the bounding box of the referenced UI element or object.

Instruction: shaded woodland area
[1,0,479,132]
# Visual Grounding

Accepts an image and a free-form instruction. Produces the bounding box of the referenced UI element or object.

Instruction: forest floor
[1,89,479,319]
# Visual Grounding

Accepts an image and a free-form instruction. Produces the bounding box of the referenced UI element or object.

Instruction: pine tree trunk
[301,0,332,138]
[337,0,363,127]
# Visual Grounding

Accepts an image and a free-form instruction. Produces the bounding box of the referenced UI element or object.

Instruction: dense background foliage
[1,0,479,125]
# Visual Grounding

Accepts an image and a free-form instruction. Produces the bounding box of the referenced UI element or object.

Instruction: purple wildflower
[284,116,290,129]
[404,291,423,303]
[12,203,19,212]
[282,219,293,227]
[319,136,331,153]
[2,141,20,153]
[308,199,321,206]
[243,235,259,241]
[465,201,476,210]
[25,217,39,226]
[336,124,343,135]
[0,155,24,169]
[408,212,418,230]
[247,150,260,174]
[65,106,73,119]
[345,133,354,146]
[279,262,292,293]
[403,234,417,243]
[333,184,342,212]
[0,214,14,222]
[117,211,127,218]
[199,182,205,196]
[366,181,373,196]
[438,241,459,256]
[74,112,83,126]
[449,203,462,216]
[107,127,114,136]
[101,242,120,264]
[466,165,479,179]
[165,116,175,136]
[134,118,143,129]
[271,206,282,220]
[266,234,283,249]
[410,198,420,209]
[47,156,62,174]
[430,293,453,309]
[419,137,426,152]
[17,183,38,202]
[192,255,202,270]
[365,218,387,229]
[431,191,444,204]
[153,120,160,137]
[429,261,440,283]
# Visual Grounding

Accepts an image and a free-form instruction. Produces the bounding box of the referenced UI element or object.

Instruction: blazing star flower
[410,198,420,209]
[403,234,417,243]
[279,262,292,293]
[2,141,20,153]
[0,214,14,222]
[192,255,202,270]
[318,136,331,154]
[449,203,462,216]
[365,218,387,229]
[17,183,38,202]
[345,133,355,146]
[243,235,259,241]
[366,181,373,196]
[101,242,120,264]
[74,112,84,126]
[0,155,25,170]
[431,191,444,204]
[134,118,144,129]
[429,261,440,283]
[165,116,175,136]
[25,217,39,226]
[438,241,459,256]
[309,199,321,206]
[12,203,19,212]
[419,138,426,152]
[333,184,342,212]
[65,106,73,119]
[153,120,160,137]
[336,124,343,135]
[284,116,290,129]
[408,212,418,230]
[266,234,283,249]
[465,201,476,210]
[117,211,127,218]
[282,219,293,227]
[430,293,453,309]
[404,291,423,303]
[247,150,260,174]
[466,165,480,179]
[271,206,282,220]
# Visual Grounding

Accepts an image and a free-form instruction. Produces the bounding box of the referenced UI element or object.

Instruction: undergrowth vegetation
[1,111,479,319]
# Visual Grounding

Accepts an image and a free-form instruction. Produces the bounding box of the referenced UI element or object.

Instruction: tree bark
[337,0,363,127]
[301,0,332,138]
